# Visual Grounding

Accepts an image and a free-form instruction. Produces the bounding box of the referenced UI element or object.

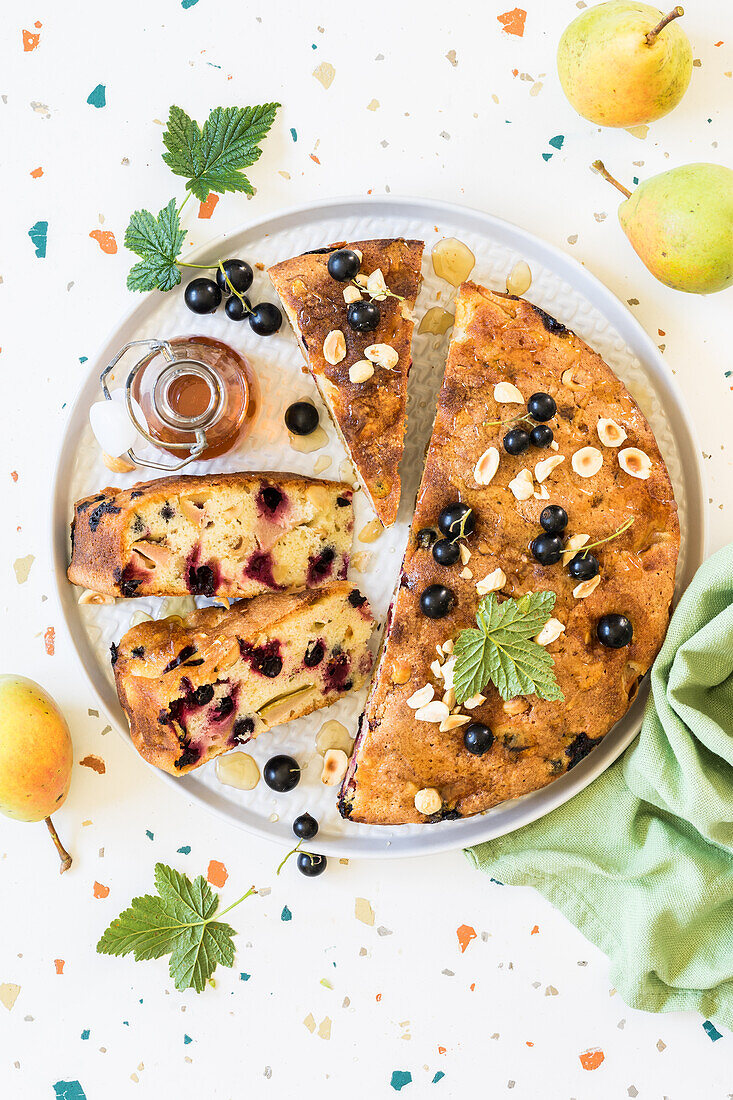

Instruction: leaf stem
[216,885,257,919]
[178,191,192,217]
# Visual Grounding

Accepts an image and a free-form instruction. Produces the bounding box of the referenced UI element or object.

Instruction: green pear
[594,161,733,294]
[0,675,73,872]
[558,2,692,127]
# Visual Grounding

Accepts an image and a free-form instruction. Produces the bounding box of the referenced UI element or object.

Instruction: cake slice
[112,583,375,775]
[68,472,354,599]
[269,238,424,526]
[339,282,679,825]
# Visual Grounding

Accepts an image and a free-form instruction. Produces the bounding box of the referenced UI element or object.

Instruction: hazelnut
[365,343,399,370]
[439,713,470,732]
[573,575,601,599]
[619,447,652,480]
[503,697,529,716]
[321,748,349,786]
[392,660,412,685]
[348,360,375,384]
[535,455,566,483]
[414,700,451,723]
[534,618,566,646]
[406,684,435,709]
[343,285,362,304]
[102,452,136,473]
[597,418,627,447]
[414,788,442,815]
[463,693,486,709]
[493,381,524,404]
[473,446,500,486]
[323,329,346,365]
[476,567,506,595]
[562,533,590,566]
[509,468,534,500]
[366,268,388,299]
[571,446,603,478]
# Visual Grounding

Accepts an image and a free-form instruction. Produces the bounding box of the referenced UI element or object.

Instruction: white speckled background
[1,1,731,1097]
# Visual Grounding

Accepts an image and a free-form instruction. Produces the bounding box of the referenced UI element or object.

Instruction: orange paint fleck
[456,924,477,953]
[44,627,55,656]
[530,924,539,935]
[54,959,65,974]
[579,1049,605,1071]
[207,860,228,887]
[11,471,18,482]
[22,24,42,51]
[438,1046,446,1056]
[93,881,110,899]
[658,329,666,337]
[198,193,219,219]
[375,993,382,1002]
[80,754,106,774]
[469,982,475,991]
[715,40,724,46]
[498,8,526,36]
[89,230,118,255]
[30,166,43,178]
[310,154,321,165]
[526,1041,534,1047]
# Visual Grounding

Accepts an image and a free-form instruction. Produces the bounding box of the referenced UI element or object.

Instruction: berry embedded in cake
[112,583,375,776]
[68,472,354,599]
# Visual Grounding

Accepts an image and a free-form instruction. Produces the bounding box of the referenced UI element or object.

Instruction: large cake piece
[112,583,375,775]
[269,238,424,526]
[68,472,354,599]
[340,282,679,825]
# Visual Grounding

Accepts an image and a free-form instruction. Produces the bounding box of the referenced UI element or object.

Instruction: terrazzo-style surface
[1,2,731,1097]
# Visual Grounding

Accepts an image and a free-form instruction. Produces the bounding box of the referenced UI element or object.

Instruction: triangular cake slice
[339,282,679,825]
[269,239,424,526]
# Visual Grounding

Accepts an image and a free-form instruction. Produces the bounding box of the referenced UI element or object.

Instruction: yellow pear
[557,3,693,127]
[0,675,73,872]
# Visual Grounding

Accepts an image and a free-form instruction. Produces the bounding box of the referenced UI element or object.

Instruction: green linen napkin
[466,543,733,1030]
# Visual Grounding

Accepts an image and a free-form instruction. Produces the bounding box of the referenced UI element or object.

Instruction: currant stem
[580,518,635,556]
[592,161,632,199]
[645,6,684,45]
[218,261,253,314]
[276,842,302,876]
[217,885,257,918]
[45,816,72,874]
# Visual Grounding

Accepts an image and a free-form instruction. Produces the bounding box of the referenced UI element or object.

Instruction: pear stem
[45,816,72,874]
[645,6,684,45]
[592,160,632,199]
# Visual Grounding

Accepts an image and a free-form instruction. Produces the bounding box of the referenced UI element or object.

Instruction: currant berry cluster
[327,248,382,334]
[263,754,327,877]
[184,258,283,336]
[416,501,476,620]
[530,505,633,648]
[501,392,557,454]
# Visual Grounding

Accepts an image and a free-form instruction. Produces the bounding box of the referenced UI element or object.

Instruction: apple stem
[645,6,684,45]
[592,160,632,199]
[45,816,72,874]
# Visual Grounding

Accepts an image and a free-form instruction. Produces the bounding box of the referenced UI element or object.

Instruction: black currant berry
[597,614,633,649]
[263,754,300,792]
[225,294,250,321]
[292,813,319,841]
[217,259,253,295]
[567,552,599,580]
[184,278,221,315]
[530,534,564,565]
[249,302,282,336]
[327,248,361,282]
[464,722,494,756]
[347,300,380,333]
[529,424,553,448]
[416,527,438,550]
[503,428,530,455]
[527,392,557,422]
[432,539,461,567]
[297,852,327,877]
[539,505,568,535]
[438,502,475,538]
[419,584,455,619]
[285,401,319,436]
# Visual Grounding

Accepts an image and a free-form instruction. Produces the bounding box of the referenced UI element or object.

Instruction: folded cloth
[466,543,733,1029]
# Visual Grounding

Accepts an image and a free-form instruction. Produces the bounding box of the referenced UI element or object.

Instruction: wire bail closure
[99,338,225,472]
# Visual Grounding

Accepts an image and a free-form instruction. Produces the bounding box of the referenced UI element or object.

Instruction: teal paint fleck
[633,176,639,185]
[390,1071,412,1091]
[184,1034,193,1045]
[86,84,106,109]
[724,370,732,378]
[177,845,191,854]
[80,1029,90,1040]
[490,877,503,885]
[432,1072,445,1084]
[182,0,200,7]
[290,127,298,142]
[703,1020,723,1042]
[541,153,553,162]
[281,905,292,921]
[146,830,154,841]
[28,220,48,258]
[240,973,251,981]
[79,356,88,364]
[312,43,317,49]
[207,62,221,68]
[54,1085,87,1100]
[548,135,564,150]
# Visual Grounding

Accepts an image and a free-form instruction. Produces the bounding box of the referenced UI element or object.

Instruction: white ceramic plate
[51,196,706,858]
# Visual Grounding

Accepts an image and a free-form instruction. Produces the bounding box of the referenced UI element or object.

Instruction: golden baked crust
[340,282,680,825]
[68,471,354,598]
[112,583,375,775]
[268,239,424,526]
